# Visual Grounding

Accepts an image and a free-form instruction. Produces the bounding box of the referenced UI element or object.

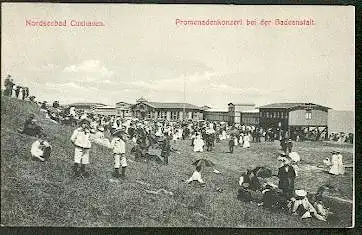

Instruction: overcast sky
[1,4,354,110]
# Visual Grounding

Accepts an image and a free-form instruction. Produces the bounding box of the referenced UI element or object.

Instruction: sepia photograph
[1,3,355,228]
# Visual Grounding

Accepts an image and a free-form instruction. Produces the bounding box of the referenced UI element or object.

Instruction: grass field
[1,96,354,227]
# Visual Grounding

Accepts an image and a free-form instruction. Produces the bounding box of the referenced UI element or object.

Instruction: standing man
[277,155,296,199]
[161,133,171,165]
[14,85,21,98]
[70,118,92,177]
[4,75,14,97]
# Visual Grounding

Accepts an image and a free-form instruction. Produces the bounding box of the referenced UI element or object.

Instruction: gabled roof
[258,103,331,110]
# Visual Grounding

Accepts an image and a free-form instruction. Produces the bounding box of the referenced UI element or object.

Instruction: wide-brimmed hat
[331,150,337,154]
[97,126,105,132]
[295,189,307,197]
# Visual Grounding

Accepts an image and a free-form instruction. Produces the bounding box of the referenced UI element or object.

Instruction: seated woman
[18,114,43,137]
[261,185,288,211]
[31,133,52,161]
[239,169,263,191]
[237,182,252,202]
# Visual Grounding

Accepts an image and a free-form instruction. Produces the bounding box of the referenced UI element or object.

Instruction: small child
[31,132,52,161]
[110,130,127,178]
[70,118,92,177]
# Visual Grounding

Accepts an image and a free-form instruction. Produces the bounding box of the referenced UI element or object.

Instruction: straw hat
[295,189,307,197]
[97,126,105,132]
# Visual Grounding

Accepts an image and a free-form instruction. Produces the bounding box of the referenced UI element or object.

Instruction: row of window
[260,111,288,118]
[260,110,312,120]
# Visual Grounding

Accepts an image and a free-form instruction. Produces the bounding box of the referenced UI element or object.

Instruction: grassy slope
[1,96,353,227]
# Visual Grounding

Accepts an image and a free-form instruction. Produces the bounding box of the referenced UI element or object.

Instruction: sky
[1,4,355,111]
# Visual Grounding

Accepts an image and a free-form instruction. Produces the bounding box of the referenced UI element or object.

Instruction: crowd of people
[3,74,32,101]
[329,132,354,144]
[4,77,350,224]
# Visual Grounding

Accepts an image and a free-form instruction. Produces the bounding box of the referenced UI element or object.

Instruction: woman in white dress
[239,133,244,146]
[193,134,205,152]
[221,129,227,140]
[234,134,239,146]
[329,151,344,175]
[337,152,345,175]
[243,132,251,148]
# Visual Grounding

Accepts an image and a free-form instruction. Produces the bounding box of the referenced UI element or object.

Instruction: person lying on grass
[70,118,92,177]
[109,130,127,179]
[185,164,205,185]
[31,132,52,162]
[290,189,327,221]
[18,114,43,137]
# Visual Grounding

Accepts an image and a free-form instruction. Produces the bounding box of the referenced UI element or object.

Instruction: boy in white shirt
[70,118,92,177]
[110,130,127,178]
[31,132,52,162]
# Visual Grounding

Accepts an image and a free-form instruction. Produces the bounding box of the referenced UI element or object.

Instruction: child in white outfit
[70,118,92,177]
[31,133,51,161]
[110,130,127,178]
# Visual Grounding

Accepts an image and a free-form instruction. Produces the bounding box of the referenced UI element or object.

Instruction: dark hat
[331,150,337,154]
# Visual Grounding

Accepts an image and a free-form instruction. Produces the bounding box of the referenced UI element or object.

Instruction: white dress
[172,132,178,141]
[177,128,183,139]
[243,134,250,148]
[221,130,227,140]
[289,152,301,163]
[337,154,345,175]
[193,136,204,152]
[155,127,163,137]
[329,154,340,175]
[234,137,238,146]
[186,171,204,183]
[239,134,244,145]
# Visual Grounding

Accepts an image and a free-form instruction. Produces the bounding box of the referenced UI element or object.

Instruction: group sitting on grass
[9,89,348,224]
[234,151,342,222]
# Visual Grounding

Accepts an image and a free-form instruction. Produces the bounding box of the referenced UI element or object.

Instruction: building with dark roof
[68,102,107,112]
[228,103,259,125]
[203,108,229,122]
[258,102,331,140]
[130,97,204,121]
[115,102,133,118]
